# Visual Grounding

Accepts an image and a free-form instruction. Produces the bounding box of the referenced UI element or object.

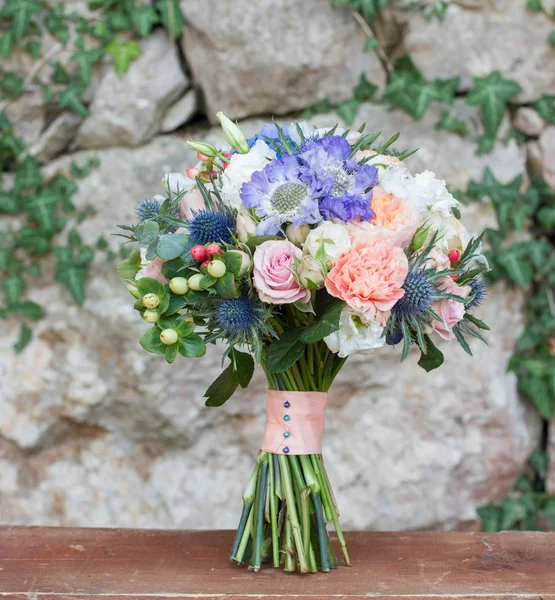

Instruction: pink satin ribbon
[260,390,328,455]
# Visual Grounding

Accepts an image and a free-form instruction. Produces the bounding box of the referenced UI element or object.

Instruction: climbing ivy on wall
[330,0,555,531]
[0,0,183,352]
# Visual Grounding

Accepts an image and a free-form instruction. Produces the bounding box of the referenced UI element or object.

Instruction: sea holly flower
[240,155,321,235]
[136,196,164,223]
[300,136,379,223]
[188,206,236,246]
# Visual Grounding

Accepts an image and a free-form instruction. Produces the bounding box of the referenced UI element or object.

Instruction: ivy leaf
[531,94,555,125]
[3,276,24,307]
[0,31,14,59]
[331,0,390,21]
[435,110,469,136]
[384,57,459,120]
[337,99,360,126]
[233,349,255,388]
[300,299,345,343]
[156,0,184,38]
[105,39,142,75]
[25,190,60,232]
[14,322,33,353]
[417,335,444,372]
[0,0,44,40]
[45,6,70,44]
[1,71,24,99]
[57,85,89,117]
[71,48,104,85]
[17,300,45,320]
[132,5,160,37]
[54,245,94,305]
[353,73,378,102]
[204,365,239,407]
[266,328,307,373]
[465,71,522,154]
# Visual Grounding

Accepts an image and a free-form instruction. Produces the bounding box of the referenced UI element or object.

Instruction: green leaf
[266,328,307,374]
[137,277,165,297]
[179,333,206,358]
[519,377,554,419]
[465,71,522,153]
[223,251,242,275]
[0,0,43,40]
[71,48,104,85]
[140,327,166,354]
[199,274,217,289]
[105,39,142,75]
[3,275,24,307]
[300,299,345,343]
[132,5,160,37]
[435,110,469,136]
[55,262,89,305]
[0,31,14,59]
[116,249,143,280]
[57,85,89,117]
[531,94,555,125]
[204,364,239,407]
[14,322,32,353]
[1,71,24,99]
[417,335,444,372]
[214,271,236,298]
[16,300,45,320]
[135,220,159,245]
[157,233,188,260]
[233,349,255,388]
[156,0,184,37]
[353,73,378,101]
[337,99,360,126]
[164,342,179,363]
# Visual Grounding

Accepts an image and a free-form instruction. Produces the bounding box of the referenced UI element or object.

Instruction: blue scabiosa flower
[136,198,162,222]
[247,124,293,158]
[301,136,379,223]
[189,208,236,245]
[240,155,321,234]
[467,278,487,310]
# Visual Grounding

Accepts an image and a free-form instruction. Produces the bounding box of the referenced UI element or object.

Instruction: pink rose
[431,277,470,341]
[426,247,451,271]
[253,240,310,304]
[136,257,167,284]
[179,188,208,220]
[325,235,409,326]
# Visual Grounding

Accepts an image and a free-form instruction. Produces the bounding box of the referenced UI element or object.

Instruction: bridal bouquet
[116,114,489,573]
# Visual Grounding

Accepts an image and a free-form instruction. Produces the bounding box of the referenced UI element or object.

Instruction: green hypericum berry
[207,260,226,278]
[142,293,160,309]
[160,329,178,345]
[188,273,204,291]
[169,277,189,295]
[143,309,159,323]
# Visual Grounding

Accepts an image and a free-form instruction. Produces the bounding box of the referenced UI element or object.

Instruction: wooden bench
[1,527,554,599]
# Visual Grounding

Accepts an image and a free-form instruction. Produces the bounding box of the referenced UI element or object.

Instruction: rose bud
[286,223,311,245]
[227,249,252,277]
[236,207,257,243]
[297,255,325,289]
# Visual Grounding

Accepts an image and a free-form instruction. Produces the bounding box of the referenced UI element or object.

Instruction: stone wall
[1,0,554,530]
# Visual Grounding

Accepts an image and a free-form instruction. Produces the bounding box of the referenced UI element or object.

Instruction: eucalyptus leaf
[157,233,188,260]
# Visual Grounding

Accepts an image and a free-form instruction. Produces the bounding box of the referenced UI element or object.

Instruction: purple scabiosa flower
[301,136,379,223]
[246,124,292,158]
[240,155,321,235]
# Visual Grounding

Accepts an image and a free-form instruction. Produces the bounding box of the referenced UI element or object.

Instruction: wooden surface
[1,527,554,599]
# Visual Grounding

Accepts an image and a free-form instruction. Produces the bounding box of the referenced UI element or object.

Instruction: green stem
[230,501,253,561]
[312,492,330,573]
[268,452,279,568]
[290,363,305,391]
[278,454,308,573]
[251,454,268,571]
[311,454,333,521]
[234,503,254,563]
[283,510,295,572]
[318,455,339,517]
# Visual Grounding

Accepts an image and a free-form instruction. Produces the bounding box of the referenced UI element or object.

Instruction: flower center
[271,183,307,215]
[331,167,351,197]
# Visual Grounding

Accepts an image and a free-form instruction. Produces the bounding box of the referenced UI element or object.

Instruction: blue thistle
[189,208,236,245]
[467,278,487,310]
[136,198,161,222]
[217,296,261,336]
[391,269,434,321]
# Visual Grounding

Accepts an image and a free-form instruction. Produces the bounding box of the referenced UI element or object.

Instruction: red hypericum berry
[209,169,217,178]
[201,260,211,269]
[450,274,459,281]
[196,152,209,162]
[448,249,461,264]
[186,167,200,180]
[206,243,222,257]
[191,244,208,262]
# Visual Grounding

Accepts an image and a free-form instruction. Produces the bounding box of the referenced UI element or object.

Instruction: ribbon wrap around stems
[260,390,328,455]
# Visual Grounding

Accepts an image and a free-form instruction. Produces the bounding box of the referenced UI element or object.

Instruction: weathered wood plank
[0,527,554,599]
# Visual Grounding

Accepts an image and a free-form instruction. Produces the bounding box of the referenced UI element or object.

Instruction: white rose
[220,140,276,209]
[324,309,385,358]
[297,255,325,289]
[304,221,351,267]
